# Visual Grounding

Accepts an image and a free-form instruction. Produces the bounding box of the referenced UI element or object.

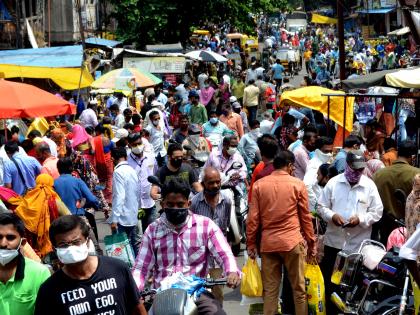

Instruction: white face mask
[56,241,89,265]
[152,119,160,127]
[131,144,144,155]
[317,149,333,163]
[227,147,237,156]
[0,239,21,266]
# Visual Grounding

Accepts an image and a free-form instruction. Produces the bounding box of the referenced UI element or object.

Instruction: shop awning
[342,68,399,89]
[385,67,420,88]
[388,26,410,36]
[85,37,122,48]
[280,86,354,132]
[356,7,396,14]
[0,45,93,90]
[311,13,338,24]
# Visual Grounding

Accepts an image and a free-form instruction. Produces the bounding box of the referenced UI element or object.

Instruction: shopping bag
[104,232,135,268]
[305,261,326,315]
[240,258,263,297]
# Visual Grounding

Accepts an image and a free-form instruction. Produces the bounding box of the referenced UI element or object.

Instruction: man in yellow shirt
[243,79,260,122]
[304,48,312,74]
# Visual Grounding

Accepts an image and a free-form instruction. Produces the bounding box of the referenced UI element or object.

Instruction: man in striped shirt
[190,167,232,304]
[132,179,240,314]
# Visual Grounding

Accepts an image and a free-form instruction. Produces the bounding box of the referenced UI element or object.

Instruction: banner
[311,13,338,24]
[123,57,186,73]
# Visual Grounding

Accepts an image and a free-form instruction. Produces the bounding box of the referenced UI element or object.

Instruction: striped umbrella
[91,67,161,90]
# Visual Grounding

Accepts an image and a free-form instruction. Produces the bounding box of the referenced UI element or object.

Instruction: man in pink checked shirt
[132,179,240,314]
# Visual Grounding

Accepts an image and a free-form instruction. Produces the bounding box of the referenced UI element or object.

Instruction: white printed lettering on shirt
[95,294,115,308]
[69,301,91,315]
[91,278,117,294]
[61,288,87,304]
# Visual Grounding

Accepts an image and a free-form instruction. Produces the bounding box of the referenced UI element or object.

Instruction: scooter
[141,277,228,315]
[221,161,248,256]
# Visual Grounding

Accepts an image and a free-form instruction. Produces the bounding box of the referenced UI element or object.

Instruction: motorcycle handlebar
[204,278,228,287]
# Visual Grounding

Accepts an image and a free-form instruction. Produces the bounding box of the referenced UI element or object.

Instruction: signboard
[123,57,186,74]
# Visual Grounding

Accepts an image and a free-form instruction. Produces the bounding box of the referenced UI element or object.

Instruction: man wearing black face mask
[190,167,232,304]
[133,179,240,315]
[150,143,202,200]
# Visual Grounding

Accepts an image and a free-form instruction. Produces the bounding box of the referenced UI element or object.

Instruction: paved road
[95,68,306,314]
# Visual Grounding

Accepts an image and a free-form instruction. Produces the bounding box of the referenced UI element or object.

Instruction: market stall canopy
[280,86,354,132]
[0,45,93,90]
[385,67,420,88]
[0,79,76,118]
[342,68,399,89]
[85,37,122,49]
[387,27,410,36]
[185,50,228,62]
[311,13,337,24]
[91,67,161,90]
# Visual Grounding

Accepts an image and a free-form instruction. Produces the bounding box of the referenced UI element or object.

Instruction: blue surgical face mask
[210,117,218,124]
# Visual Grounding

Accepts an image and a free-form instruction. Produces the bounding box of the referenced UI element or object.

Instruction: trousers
[261,243,307,315]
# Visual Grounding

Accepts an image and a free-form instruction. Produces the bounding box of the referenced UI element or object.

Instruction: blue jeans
[116,224,138,257]
[247,105,258,123]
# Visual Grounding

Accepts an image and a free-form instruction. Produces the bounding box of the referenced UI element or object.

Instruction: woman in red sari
[93,125,114,203]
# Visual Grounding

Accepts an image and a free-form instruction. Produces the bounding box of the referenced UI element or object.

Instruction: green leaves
[109,0,298,48]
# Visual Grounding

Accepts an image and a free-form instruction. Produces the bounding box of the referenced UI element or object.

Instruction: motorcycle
[330,239,415,314]
[221,161,248,257]
[141,275,228,315]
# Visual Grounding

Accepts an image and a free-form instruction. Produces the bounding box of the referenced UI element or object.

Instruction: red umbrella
[0,79,76,118]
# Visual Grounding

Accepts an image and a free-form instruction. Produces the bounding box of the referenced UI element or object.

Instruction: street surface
[96,70,306,314]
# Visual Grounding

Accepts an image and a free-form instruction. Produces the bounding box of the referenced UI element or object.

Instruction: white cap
[112,128,129,142]
[229,96,237,103]
[151,100,164,107]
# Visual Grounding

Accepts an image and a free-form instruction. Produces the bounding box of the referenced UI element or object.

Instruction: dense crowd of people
[0,17,419,315]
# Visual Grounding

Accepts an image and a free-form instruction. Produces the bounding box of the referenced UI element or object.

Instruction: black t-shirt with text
[34,256,140,315]
[157,163,197,187]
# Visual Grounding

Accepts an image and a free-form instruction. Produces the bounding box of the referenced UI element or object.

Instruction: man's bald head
[202,167,221,196]
[203,167,220,182]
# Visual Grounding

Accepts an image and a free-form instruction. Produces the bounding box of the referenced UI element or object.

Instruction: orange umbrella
[0,79,76,118]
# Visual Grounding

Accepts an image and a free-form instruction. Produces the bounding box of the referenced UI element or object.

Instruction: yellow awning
[311,13,338,24]
[0,64,94,90]
[280,86,354,132]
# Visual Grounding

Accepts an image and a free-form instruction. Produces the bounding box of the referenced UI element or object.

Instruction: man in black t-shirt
[34,215,146,315]
[150,143,202,199]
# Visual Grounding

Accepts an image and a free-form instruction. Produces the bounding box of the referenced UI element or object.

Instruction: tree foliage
[109,0,294,48]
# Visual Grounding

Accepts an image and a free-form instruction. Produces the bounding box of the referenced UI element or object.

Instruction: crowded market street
[1,1,420,315]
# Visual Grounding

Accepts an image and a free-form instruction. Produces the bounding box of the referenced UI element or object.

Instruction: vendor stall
[0,45,93,90]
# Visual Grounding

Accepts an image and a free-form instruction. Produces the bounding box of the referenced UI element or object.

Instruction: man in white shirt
[303,136,334,209]
[113,92,129,113]
[145,110,167,167]
[154,85,168,105]
[110,147,140,256]
[126,133,158,232]
[79,101,99,129]
[399,224,420,287]
[318,152,383,314]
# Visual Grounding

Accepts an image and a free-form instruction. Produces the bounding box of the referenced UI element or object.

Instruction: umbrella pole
[327,96,330,137]
[343,95,347,145]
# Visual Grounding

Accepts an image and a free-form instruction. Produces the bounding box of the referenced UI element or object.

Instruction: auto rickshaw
[190,29,210,46]
[226,33,259,52]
